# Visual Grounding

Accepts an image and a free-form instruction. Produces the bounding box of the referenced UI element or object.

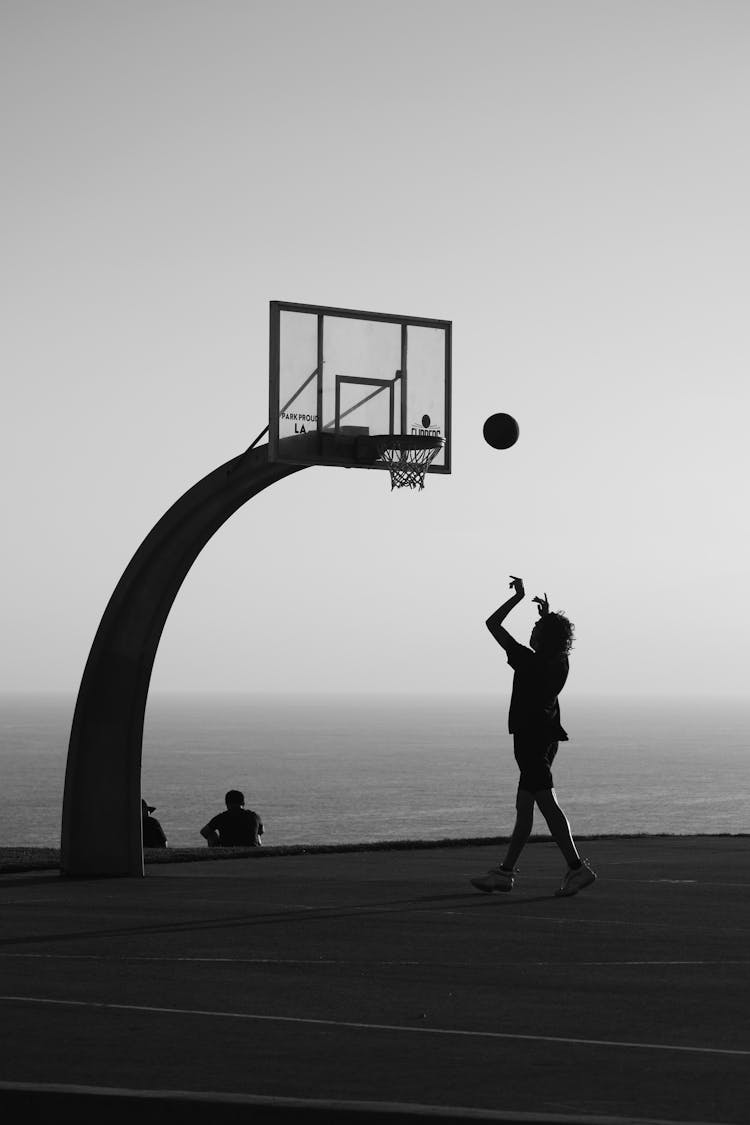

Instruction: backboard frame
[268,301,452,475]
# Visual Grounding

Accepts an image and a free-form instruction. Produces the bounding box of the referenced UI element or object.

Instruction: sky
[2,0,749,700]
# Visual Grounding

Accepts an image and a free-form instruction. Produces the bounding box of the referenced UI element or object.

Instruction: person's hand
[509,575,525,597]
[533,593,549,617]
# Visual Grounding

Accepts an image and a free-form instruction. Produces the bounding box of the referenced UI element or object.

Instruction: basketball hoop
[374,435,444,490]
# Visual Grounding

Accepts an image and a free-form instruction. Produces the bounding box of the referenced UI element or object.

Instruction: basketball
[483,412,519,450]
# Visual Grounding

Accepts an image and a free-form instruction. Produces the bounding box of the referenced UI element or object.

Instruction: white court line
[606,879,750,888]
[0,1081,735,1125]
[1,994,747,1058]
[1,953,749,968]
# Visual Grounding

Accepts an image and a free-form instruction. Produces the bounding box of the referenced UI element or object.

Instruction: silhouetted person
[142,798,167,848]
[200,789,264,847]
[471,575,596,897]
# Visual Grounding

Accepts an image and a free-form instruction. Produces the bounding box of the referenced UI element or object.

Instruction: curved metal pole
[61,443,306,877]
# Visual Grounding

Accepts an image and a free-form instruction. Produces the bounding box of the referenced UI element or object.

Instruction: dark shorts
[513,734,559,794]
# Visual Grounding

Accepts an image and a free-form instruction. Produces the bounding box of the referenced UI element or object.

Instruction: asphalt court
[0,837,748,1124]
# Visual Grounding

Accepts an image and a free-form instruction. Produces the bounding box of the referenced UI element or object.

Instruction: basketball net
[375,436,444,490]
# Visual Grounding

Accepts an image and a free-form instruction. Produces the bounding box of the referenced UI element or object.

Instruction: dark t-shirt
[142,814,167,848]
[207,807,263,846]
[498,630,569,741]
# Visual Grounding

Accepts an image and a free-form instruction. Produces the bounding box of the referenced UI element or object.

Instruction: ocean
[1,693,748,848]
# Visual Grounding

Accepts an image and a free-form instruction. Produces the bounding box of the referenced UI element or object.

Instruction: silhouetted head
[530,612,575,657]
[225,789,245,808]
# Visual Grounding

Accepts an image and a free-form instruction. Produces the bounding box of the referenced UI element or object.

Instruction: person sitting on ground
[142,798,167,848]
[200,789,264,847]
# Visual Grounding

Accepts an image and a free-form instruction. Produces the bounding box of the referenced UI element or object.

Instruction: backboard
[268,302,451,474]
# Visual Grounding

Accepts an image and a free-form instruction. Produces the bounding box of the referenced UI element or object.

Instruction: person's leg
[469,785,534,893]
[534,788,581,868]
[501,788,535,870]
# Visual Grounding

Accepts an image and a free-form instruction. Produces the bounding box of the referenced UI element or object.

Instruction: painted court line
[0,1081,733,1125]
[615,879,750,888]
[1,952,749,968]
[1,995,748,1058]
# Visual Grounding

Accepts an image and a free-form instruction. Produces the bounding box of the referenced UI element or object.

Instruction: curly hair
[538,611,575,656]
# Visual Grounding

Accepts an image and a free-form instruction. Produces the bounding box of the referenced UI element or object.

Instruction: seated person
[200,789,264,847]
[141,798,167,848]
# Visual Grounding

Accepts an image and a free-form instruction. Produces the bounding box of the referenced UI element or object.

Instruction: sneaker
[470,866,516,893]
[555,859,597,897]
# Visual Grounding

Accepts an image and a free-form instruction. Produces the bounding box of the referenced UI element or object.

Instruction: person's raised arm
[486,575,525,648]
